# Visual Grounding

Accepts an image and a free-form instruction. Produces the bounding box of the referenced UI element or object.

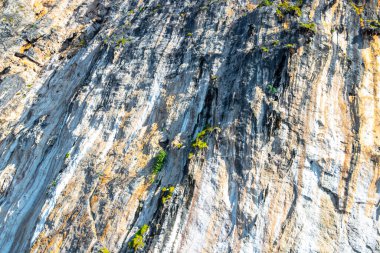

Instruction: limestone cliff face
[0,0,379,252]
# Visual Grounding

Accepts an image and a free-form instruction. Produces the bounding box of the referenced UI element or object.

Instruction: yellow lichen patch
[45,235,63,253]
[225,7,235,18]
[246,3,257,12]
[20,43,32,53]
[90,194,99,209]
[283,21,290,30]
[166,95,175,109]
[100,165,113,185]
[33,0,56,19]
[20,59,39,71]
[34,2,48,19]
[30,232,47,253]
[31,230,64,253]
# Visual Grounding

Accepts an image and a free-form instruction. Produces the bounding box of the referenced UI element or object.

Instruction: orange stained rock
[361,36,380,216]
[246,3,257,12]
[20,43,32,53]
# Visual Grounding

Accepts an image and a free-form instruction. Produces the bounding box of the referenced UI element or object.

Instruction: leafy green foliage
[139,224,149,234]
[261,46,269,53]
[258,0,273,7]
[152,150,167,175]
[99,248,110,253]
[349,1,363,15]
[276,8,284,19]
[174,142,183,149]
[278,1,302,17]
[299,22,316,33]
[128,225,150,251]
[50,180,57,188]
[152,4,162,13]
[191,126,221,151]
[285,43,296,48]
[272,40,280,46]
[366,19,380,29]
[79,39,86,47]
[192,139,208,149]
[65,153,70,159]
[161,186,175,204]
[267,84,277,94]
[116,37,131,47]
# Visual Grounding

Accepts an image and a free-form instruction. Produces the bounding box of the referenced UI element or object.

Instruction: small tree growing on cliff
[128,225,150,251]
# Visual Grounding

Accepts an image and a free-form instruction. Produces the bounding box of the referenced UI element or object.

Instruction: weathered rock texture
[0,0,379,252]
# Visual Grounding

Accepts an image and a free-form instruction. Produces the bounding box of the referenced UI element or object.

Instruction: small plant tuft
[50,180,57,188]
[349,1,363,15]
[191,126,221,151]
[267,84,277,94]
[174,142,183,149]
[79,39,86,47]
[261,46,269,53]
[368,20,380,29]
[258,0,273,7]
[285,43,296,48]
[276,8,284,19]
[152,150,167,175]
[278,1,302,17]
[99,247,110,253]
[128,225,149,251]
[116,37,131,47]
[161,186,175,204]
[299,22,316,33]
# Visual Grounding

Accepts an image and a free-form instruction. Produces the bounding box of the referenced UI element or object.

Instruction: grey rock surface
[0,0,379,252]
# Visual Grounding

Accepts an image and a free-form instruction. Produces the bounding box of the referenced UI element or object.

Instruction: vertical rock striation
[0,0,379,252]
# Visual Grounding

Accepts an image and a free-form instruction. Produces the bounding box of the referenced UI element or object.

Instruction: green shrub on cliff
[99,248,110,253]
[192,138,208,149]
[161,186,175,204]
[278,1,302,17]
[190,126,221,156]
[261,46,269,53]
[349,1,363,15]
[267,84,277,94]
[152,150,167,175]
[128,224,149,251]
[285,43,295,48]
[192,127,212,150]
[259,0,273,7]
[299,22,316,33]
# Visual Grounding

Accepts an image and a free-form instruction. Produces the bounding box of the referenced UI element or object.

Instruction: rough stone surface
[0,0,379,252]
